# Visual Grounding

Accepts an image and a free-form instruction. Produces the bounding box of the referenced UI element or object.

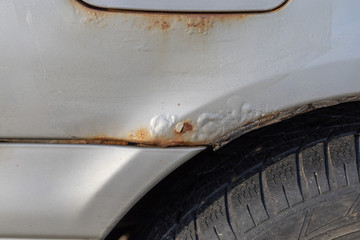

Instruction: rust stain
[186,17,214,34]
[70,0,250,33]
[135,128,150,141]
[174,120,194,135]
[3,96,360,149]
[145,18,171,32]
[161,21,171,31]
[183,122,193,133]
[84,11,105,24]
[71,0,108,25]
[139,13,248,34]
[0,137,128,146]
[85,136,129,145]
[0,136,204,148]
[127,128,151,142]
[125,123,198,147]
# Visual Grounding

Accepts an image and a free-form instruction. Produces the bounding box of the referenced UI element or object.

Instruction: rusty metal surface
[1,0,360,150]
[71,0,252,33]
[2,95,360,149]
[0,1,359,239]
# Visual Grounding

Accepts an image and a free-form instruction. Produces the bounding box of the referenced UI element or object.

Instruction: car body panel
[1,0,360,239]
[0,144,203,239]
[1,0,360,148]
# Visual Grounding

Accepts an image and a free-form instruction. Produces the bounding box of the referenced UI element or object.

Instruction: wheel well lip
[1,95,360,151]
[105,100,360,239]
[214,95,360,150]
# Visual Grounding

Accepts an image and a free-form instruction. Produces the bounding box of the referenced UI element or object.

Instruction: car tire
[134,103,360,240]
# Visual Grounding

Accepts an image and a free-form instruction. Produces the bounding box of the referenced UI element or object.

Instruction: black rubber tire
[133,102,360,240]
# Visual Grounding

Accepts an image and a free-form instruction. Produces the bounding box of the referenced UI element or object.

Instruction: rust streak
[70,0,251,33]
[0,138,128,146]
[2,96,360,149]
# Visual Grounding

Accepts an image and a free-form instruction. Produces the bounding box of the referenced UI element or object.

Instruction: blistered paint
[2,0,360,149]
[175,121,193,134]
[137,103,262,145]
[150,114,177,137]
[124,95,360,148]
[2,96,360,148]
[192,103,261,141]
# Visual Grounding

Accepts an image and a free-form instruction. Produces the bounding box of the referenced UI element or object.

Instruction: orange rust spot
[142,17,172,32]
[258,112,280,121]
[136,128,150,141]
[182,122,193,133]
[0,137,128,146]
[161,21,171,31]
[70,0,108,24]
[186,17,214,34]
[60,137,128,146]
[174,121,194,134]
[127,128,151,142]
[139,14,249,34]
[70,0,250,33]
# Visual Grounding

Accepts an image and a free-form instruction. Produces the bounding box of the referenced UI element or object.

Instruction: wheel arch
[105,100,360,239]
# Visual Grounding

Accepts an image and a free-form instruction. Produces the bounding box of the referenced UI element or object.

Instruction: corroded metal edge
[2,96,360,150]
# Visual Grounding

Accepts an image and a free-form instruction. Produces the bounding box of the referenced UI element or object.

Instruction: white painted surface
[0,144,203,239]
[82,0,286,12]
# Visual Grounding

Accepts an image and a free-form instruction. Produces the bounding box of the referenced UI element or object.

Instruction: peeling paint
[3,96,359,149]
[215,95,360,149]
[175,121,193,134]
[4,0,356,150]
[193,103,261,141]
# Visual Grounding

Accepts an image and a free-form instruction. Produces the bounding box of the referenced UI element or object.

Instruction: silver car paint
[0,0,360,238]
[0,144,203,239]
